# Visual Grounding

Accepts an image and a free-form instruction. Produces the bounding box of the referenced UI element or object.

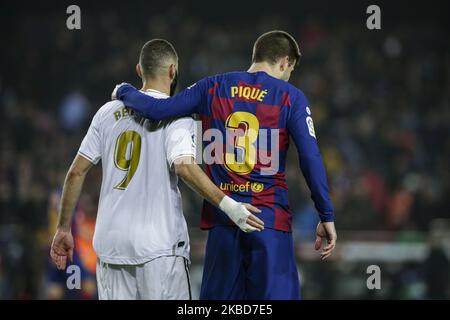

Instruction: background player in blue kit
[113,30,337,299]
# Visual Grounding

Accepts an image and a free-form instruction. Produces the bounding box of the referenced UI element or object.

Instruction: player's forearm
[176,162,263,233]
[57,169,88,230]
[299,152,335,222]
[117,84,199,120]
[175,163,224,207]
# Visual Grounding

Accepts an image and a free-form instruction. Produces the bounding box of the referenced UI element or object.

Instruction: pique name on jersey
[113,106,135,121]
[230,83,268,102]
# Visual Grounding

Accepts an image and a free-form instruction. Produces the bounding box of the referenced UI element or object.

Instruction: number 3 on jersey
[224,112,259,175]
[113,130,142,190]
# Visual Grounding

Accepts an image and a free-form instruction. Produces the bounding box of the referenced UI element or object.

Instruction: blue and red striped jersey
[117,71,334,232]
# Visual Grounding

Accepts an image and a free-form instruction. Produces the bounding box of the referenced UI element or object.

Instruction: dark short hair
[252,30,301,67]
[139,39,178,79]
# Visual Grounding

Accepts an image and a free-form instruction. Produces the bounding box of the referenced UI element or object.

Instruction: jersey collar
[142,88,168,96]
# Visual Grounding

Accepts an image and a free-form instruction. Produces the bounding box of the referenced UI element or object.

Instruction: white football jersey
[78,89,196,265]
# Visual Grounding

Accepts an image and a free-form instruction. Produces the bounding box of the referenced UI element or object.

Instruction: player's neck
[247,62,280,79]
[141,80,170,96]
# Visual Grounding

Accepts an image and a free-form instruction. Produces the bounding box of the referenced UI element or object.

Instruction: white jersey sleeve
[164,117,197,168]
[78,111,102,164]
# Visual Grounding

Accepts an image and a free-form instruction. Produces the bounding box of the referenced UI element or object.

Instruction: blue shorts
[200,226,301,300]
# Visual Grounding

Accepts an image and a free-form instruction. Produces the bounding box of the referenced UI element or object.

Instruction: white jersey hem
[97,250,190,265]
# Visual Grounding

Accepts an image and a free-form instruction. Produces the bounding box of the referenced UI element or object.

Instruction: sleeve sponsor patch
[306,106,311,115]
[306,116,316,138]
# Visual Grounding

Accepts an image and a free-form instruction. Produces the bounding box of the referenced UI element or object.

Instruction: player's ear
[279,56,289,72]
[169,64,176,80]
[136,63,143,79]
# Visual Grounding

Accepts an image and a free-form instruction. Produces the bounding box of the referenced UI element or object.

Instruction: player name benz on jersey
[78,90,196,265]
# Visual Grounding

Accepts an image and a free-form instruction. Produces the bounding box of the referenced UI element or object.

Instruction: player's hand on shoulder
[111,82,130,101]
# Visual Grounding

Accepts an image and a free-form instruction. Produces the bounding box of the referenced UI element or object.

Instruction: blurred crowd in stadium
[0,2,449,299]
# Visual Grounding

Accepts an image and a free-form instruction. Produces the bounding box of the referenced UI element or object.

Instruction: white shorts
[96,256,191,300]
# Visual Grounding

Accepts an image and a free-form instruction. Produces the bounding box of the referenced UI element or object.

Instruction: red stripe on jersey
[238,81,262,90]
[272,172,288,189]
[226,170,249,186]
[211,95,234,121]
[256,103,280,128]
[274,207,292,231]
[278,128,290,151]
[208,82,218,95]
[200,114,211,131]
[200,201,216,230]
[281,92,292,107]
[251,186,275,209]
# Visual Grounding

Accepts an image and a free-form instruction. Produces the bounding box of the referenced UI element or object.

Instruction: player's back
[79,91,195,265]
[200,71,306,231]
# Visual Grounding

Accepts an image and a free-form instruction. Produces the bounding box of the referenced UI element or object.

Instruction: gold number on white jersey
[113,130,142,190]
